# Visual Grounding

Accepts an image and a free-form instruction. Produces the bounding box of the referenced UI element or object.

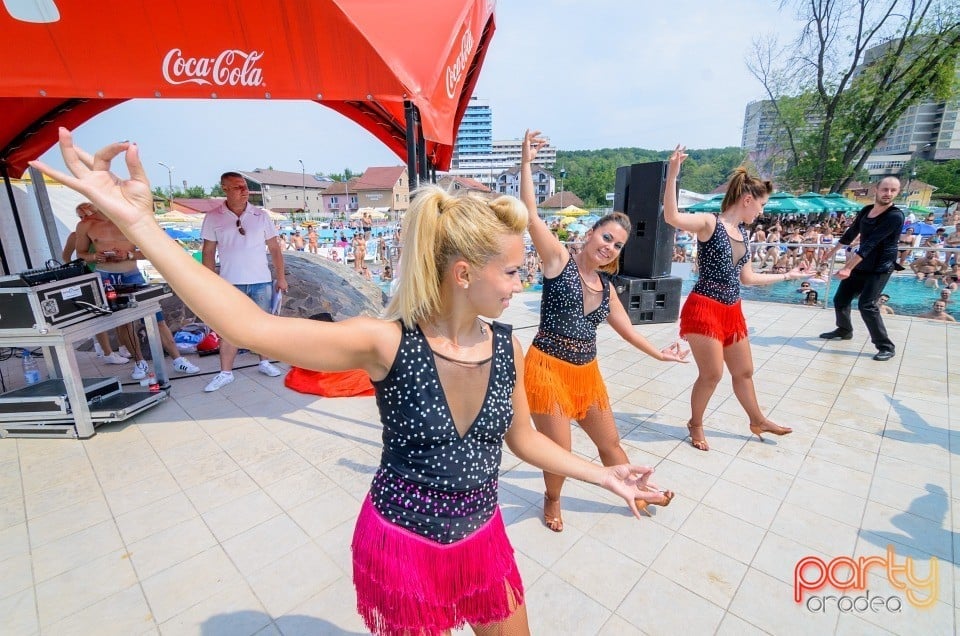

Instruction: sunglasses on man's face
[236,218,246,236]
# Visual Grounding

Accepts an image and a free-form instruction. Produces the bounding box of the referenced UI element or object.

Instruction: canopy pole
[416,127,428,184]
[1,164,31,271]
[0,171,9,275]
[28,166,64,264]
[404,101,420,190]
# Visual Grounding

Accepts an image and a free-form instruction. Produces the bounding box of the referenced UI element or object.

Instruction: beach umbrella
[566,223,588,233]
[164,228,196,240]
[580,215,601,226]
[762,191,823,214]
[560,205,589,217]
[155,211,203,224]
[798,192,833,211]
[821,193,861,212]
[684,194,724,212]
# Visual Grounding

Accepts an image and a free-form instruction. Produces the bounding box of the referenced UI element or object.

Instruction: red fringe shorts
[524,345,610,420]
[351,496,524,636]
[679,292,748,347]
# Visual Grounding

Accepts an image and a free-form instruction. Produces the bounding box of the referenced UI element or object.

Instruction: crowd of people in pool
[271,202,960,321]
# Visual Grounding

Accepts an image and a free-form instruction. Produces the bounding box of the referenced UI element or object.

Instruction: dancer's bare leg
[532,408,571,532]
[684,334,725,451]
[722,337,792,439]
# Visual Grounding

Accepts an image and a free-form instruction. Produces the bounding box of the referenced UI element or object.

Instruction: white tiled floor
[1,295,957,635]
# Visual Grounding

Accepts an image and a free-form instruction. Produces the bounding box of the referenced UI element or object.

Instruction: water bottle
[21,349,41,385]
[103,279,117,310]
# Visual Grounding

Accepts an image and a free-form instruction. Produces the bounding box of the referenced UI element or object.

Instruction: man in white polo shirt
[200,172,288,391]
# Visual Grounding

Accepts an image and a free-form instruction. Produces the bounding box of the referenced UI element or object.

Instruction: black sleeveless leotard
[532,258,610,365]
[368,321,515,544]
[691,220,750,305]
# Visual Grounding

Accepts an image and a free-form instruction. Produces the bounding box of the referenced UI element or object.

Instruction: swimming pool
[681,273,959,319]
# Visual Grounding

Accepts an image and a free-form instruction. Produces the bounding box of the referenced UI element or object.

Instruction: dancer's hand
[29,128,155,233]
[659,340,690,363]
[522,129,548,164]
[666,145,688,179]
[598,464,657,520]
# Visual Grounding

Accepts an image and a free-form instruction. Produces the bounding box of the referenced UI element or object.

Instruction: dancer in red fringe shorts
[663,147,805,452]
[35,130,663,636]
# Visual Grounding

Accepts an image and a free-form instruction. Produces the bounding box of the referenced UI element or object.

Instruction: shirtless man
[63,203,128,365]
[749,224,766,262]
[910,250,945,281]
[75,205,200,377]
[361,210,373,239]
[878,293,895,315]
[918,300,956,322]
[291,231,305,251]
[307,226,318,254]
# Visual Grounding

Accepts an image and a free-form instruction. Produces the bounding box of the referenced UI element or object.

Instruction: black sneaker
[819,330,853,340]
[873,350,895,361]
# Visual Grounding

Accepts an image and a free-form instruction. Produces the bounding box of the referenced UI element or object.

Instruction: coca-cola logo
[444,27,474,99]
[162,48,265,87]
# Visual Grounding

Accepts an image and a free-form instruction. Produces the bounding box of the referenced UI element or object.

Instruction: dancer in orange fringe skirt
[521,130,689,533]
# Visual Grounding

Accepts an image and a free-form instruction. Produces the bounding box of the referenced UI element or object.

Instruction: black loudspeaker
[614,161,676,279]
[611,275,682,325]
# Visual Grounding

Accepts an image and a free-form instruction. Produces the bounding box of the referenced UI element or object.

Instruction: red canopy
[0,0,496,176]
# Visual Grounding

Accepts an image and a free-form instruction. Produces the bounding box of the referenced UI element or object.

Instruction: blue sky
[41,0,802,192]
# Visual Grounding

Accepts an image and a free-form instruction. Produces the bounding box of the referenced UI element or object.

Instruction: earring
[463,283,469,290]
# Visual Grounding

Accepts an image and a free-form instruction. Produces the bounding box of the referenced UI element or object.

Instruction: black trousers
[832,270,894,352]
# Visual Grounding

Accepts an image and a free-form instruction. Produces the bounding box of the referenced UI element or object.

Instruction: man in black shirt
[819,177,904,361]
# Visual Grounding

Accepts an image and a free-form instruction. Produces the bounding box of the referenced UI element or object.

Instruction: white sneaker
[172,357,200,374]
[204,372,234,392]
[118,346,132,358]
[258,360,282,377]
[131,360,149,380]
[93,341,105,357]
[102,352,129,365]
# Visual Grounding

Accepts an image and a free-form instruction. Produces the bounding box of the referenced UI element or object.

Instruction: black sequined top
[369,321,515,544]
[532,257,610,365]
[691,219,750,305]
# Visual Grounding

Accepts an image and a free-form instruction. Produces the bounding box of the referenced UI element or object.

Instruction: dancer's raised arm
[30,129,393,378]
[520,129,568,278]
[662,145,714,241]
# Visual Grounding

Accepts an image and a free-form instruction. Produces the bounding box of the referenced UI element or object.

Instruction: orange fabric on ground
[284,367,375,397]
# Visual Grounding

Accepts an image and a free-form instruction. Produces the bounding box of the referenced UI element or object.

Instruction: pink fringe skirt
[351,496,524,636]
[679,292,748,347]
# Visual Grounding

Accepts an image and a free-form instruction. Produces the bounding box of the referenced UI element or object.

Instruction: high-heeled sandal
[749,420,793,441]
[687,421,709,451]
[543,493,563,533]
[636,489,675,517]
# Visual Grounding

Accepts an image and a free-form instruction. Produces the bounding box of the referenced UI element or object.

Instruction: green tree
[916,159,960,197]
[184,185,207,198]
[556,147,746,206]
[210,183,225,197]
[748,0,960,192]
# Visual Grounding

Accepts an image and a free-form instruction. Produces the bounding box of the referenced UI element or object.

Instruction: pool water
[681,273,960,319]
